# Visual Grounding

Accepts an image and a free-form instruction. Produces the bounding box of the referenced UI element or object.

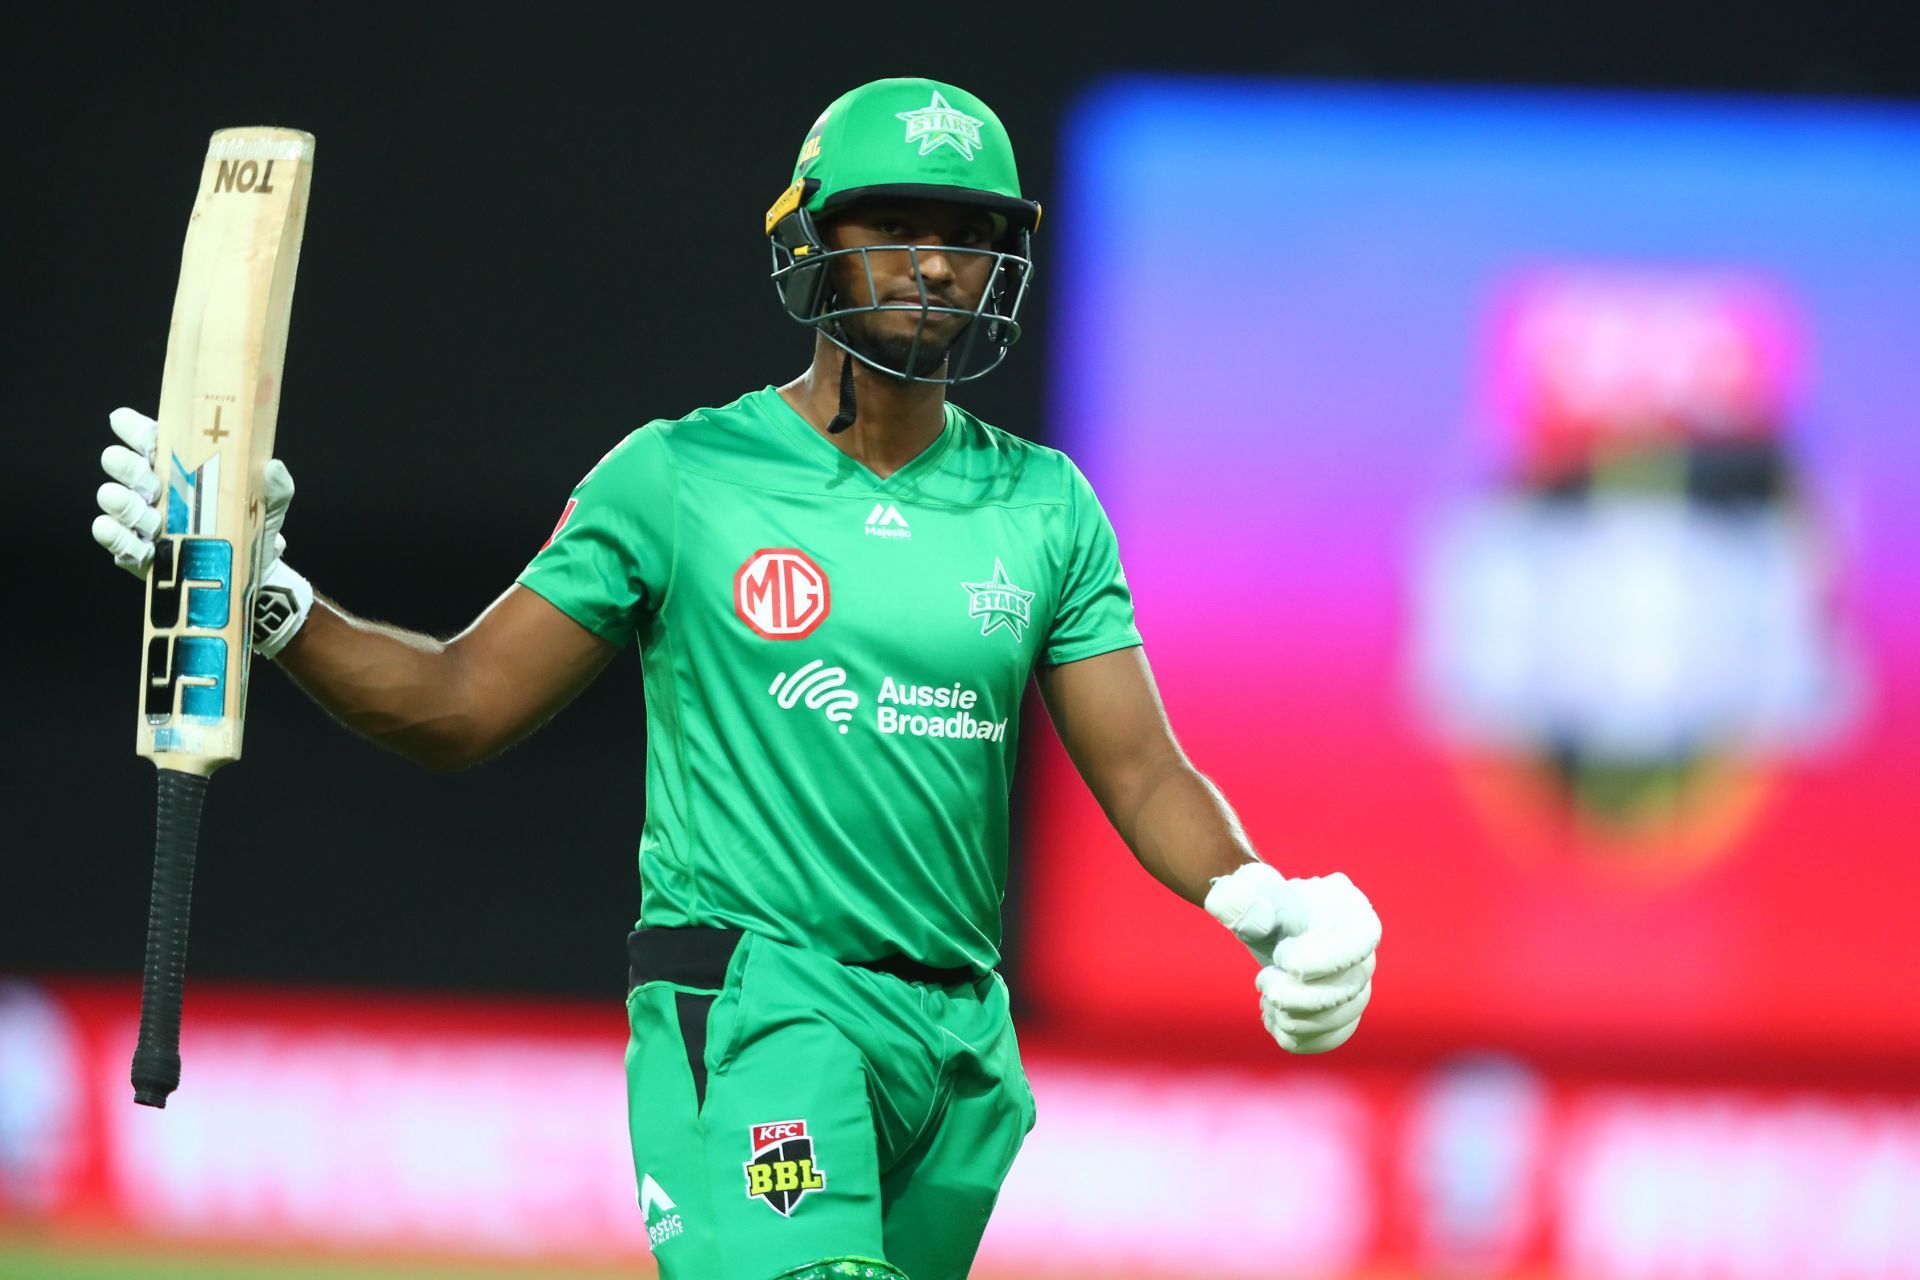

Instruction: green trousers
[624,928,1036,1280]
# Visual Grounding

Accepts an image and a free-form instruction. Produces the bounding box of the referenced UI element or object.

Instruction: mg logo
[735,547,831,640]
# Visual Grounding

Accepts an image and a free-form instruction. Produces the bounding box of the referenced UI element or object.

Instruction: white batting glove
[1204,862,1381,1055]
[93,407,167,576]
[93,406,312,657]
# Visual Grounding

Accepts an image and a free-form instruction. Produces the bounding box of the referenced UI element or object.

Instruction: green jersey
[517,387,1139,971]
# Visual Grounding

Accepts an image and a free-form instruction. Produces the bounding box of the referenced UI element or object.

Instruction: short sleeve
[516,426,675,648]
[1044,463,1143,666]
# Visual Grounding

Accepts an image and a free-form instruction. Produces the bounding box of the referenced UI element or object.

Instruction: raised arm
[275,585,616,772]
[94,406,619,774]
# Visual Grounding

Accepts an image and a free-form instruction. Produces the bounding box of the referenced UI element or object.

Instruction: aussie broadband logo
[736,547,831,640]
[768,665,1009,743]
[770,660,860,734]
[876,676,1007,742]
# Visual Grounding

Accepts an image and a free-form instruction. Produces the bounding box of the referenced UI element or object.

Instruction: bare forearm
[272,596,478,770]
[1111,758,1261,905]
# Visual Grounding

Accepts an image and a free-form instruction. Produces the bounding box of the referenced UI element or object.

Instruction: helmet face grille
[769,229,1033,385]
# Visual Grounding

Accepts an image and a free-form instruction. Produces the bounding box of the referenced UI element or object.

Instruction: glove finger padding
[98,410,162,579]
[1268,1015,1364,1056]
[1255,953,1374,1014]
[96,481,162,538]
[1261,975,1371,1039]
[260,459,294,569]
[108,406,158,457]
[264,458,294,508]
[1271,873,1382,980]
[101,444,162,503]
[92,512,154,575]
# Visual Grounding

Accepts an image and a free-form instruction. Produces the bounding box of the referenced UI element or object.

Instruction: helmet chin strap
[826,349,857,434]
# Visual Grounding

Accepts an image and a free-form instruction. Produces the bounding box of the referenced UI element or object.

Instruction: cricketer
[93,78,1382,1280]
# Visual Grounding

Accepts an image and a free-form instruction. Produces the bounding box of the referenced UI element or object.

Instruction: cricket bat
[131,127,315,1108]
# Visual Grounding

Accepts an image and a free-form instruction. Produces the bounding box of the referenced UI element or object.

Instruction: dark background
[5,1,1914,999]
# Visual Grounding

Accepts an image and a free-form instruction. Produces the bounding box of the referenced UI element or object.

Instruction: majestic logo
[640,1174,684,1250]
[864,502,911,540]
[962,558,1034,642]
[770,660,860,735]
[736,548,831,640]
[895,90,986,161]
[745,1120,827,1217]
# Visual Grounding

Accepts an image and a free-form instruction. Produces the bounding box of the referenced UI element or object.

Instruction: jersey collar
[758,386,959,494]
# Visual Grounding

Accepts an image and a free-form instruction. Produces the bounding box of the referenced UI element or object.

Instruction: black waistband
[852,951,979,987]
[627,926,745,990]
[626,927,978,992]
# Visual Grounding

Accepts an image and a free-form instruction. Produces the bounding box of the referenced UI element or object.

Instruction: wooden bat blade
[130,126,315,1109]
[136,126,314,778]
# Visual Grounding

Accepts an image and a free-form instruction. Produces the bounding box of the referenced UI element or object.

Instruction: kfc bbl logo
[744,1119,827,1216]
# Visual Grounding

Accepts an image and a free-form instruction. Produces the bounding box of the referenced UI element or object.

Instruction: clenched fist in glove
[1204,862,1380,1054]
[91,406,313,658]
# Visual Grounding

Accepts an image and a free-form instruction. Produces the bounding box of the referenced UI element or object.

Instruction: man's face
[820,199,1001,379]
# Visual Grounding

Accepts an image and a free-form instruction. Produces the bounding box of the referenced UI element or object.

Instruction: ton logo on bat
[215,159,277,194]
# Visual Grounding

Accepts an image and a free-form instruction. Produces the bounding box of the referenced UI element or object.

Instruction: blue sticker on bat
[150,537,232,631]
[174,636,227,719]
[179,539,232,629]
[145,535,234,728]
[168,455,192,534]
[167,451,223,535]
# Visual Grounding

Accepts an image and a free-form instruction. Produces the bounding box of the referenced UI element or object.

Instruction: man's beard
[839,309,971,380]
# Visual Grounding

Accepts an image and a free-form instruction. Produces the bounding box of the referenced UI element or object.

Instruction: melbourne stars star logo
[896,90,987,161]
[962,558,1034,642]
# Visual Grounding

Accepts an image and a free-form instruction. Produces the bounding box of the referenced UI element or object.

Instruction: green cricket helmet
[766,77,1041,385]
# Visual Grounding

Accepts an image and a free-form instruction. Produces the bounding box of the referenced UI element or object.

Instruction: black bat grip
[132,767,209,1108]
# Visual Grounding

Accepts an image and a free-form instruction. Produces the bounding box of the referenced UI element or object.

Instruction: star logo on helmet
[896,91,986,162]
